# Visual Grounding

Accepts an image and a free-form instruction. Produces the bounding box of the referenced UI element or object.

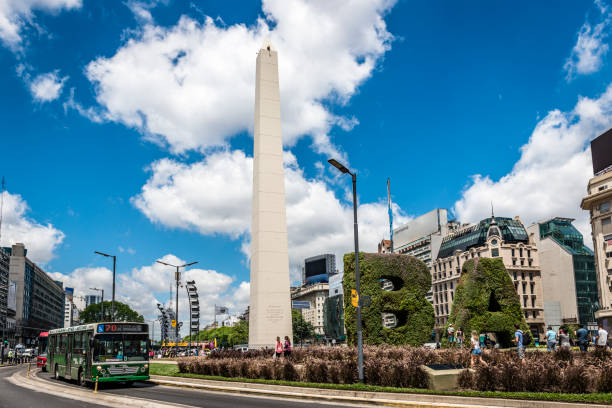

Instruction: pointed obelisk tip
[261,38,275,52]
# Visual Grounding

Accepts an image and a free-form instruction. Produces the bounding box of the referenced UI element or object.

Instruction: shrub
[596,363,612,393]
[447,258,529,348]
[457,369,473,389]
[562,365,589,394]
[174,345,609,393]
[343,253,434,346]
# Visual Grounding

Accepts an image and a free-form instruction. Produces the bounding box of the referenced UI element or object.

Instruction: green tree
[189,319,249,348]
[292,309,315,345]
[79,301,144,324]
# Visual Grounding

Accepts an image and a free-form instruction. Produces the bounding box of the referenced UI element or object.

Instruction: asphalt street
[0,364,106,408]
[33,369,367,408]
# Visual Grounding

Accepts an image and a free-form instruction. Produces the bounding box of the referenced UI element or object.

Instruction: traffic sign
[360,295,372,308]
[588,322,598,331]
[171,319,176,327]
[351,289,359,307]
[292,301,310,309]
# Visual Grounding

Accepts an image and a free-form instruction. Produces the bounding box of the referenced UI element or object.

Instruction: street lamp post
[90,288,105,322]
[94,251,116,320]
[327,158,364,383]
[156,260,198,354]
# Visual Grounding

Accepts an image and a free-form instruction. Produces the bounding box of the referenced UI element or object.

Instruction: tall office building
[303,254,336,285]
[8,243,64,345]
[432,216,546,337]
[527,218,598,326]
[291,283,329,336]
[85,294,102,307]
[384,209,455,303]
[580,128,612,330]
[0,248,8,340]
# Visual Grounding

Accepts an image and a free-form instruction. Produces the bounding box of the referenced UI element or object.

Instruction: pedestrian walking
[470,330,487,368]
[447,324,455,346]
[274,336,283,358]
[595,324,609,350]
[513,324,525,364]
[456,327,464,348]
[545,326,557,352]
[559,327,571,350]
[283,336,292,358]
[575,324,589,352]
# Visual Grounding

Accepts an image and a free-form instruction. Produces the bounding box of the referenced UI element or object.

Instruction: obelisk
[249,41,293,348]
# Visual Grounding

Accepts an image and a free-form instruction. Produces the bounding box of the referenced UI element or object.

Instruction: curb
[10,368,190,408]
[149,375,612,408]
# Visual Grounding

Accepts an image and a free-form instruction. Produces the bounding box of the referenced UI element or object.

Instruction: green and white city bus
[48,322,150,386]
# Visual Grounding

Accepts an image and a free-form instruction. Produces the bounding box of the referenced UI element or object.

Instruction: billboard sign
[292,301,310,309]
[393,209,447,248]
[7,280,16,312]
[591,129,612,174]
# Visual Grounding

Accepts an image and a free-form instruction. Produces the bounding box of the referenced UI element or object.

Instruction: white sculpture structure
[249,42,293,348]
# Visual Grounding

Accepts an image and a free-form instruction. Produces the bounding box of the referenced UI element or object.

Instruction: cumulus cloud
[565,0,611,80]
[49,254,249,337]
[0,0,81,51]
[132,150,409,281]
[82,0,395,155]
[0,191,65,264]
[454,83,612,239]
[29,71,67,102]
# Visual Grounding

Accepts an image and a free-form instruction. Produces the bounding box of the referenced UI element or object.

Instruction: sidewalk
[149,375,609,408]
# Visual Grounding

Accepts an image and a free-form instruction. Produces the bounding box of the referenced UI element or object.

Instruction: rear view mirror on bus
[89,338,94,348]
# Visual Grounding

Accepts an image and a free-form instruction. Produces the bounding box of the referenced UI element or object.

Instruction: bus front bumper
[94,375,150,383]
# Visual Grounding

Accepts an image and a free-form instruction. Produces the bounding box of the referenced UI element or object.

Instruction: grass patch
[150,363,179,376]
[149,368,612,405]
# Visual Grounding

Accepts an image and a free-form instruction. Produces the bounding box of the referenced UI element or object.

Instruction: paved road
[36,370,368,408]
[0,364,106,408]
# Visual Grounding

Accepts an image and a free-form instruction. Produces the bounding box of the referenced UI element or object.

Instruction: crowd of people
[444,322,610,368]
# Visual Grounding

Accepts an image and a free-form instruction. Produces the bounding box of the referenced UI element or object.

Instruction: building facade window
[603,217,611,226]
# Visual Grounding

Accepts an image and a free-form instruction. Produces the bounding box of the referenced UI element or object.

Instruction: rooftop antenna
[387,178,393,253]
[491,201,495,218]
[0,177,5,246]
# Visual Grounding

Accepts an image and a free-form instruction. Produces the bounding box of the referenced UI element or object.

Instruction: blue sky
[1,0,611,333]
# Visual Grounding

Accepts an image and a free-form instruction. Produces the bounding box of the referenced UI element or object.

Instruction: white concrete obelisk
[249,42,293,348]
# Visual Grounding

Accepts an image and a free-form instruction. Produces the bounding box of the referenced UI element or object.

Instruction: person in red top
[275,336,283,358]
[283,336,292,358]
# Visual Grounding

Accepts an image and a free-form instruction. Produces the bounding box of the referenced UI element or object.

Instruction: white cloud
[82,0,395,155]
[132,150,409,281]
[49,254,249,337]
[0,191,65,264]
[454,83,612,240]
[565,0,611,80]
[125,0,166,24]
[0,0,81,51]
[29,71,67,102]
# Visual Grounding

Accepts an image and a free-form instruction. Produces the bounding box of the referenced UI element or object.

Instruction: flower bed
[177,346,611,392]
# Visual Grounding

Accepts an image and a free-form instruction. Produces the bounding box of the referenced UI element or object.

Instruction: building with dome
[431,215,545,339]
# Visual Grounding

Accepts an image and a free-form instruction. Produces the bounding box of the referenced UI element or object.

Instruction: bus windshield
[94,334,148,362]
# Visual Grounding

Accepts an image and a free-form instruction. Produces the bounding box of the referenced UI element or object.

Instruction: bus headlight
[144,364,148,369]
[96,365,102,370]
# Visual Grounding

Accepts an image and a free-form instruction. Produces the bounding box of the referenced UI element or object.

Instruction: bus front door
[65,334,72,379]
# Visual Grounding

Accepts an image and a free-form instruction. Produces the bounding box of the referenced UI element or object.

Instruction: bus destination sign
[97,323,147,333]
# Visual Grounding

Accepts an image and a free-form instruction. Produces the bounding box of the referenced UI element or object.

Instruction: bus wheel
[41,365,47,372]
[125,381,134,387]
[54,365,59,380]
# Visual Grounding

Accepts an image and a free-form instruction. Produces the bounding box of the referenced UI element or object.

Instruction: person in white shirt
[595,324,609,349]
[470,330,487,368]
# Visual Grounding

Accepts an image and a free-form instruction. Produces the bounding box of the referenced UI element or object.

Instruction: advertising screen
[305,258,326,279]
[592,129,612,174]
